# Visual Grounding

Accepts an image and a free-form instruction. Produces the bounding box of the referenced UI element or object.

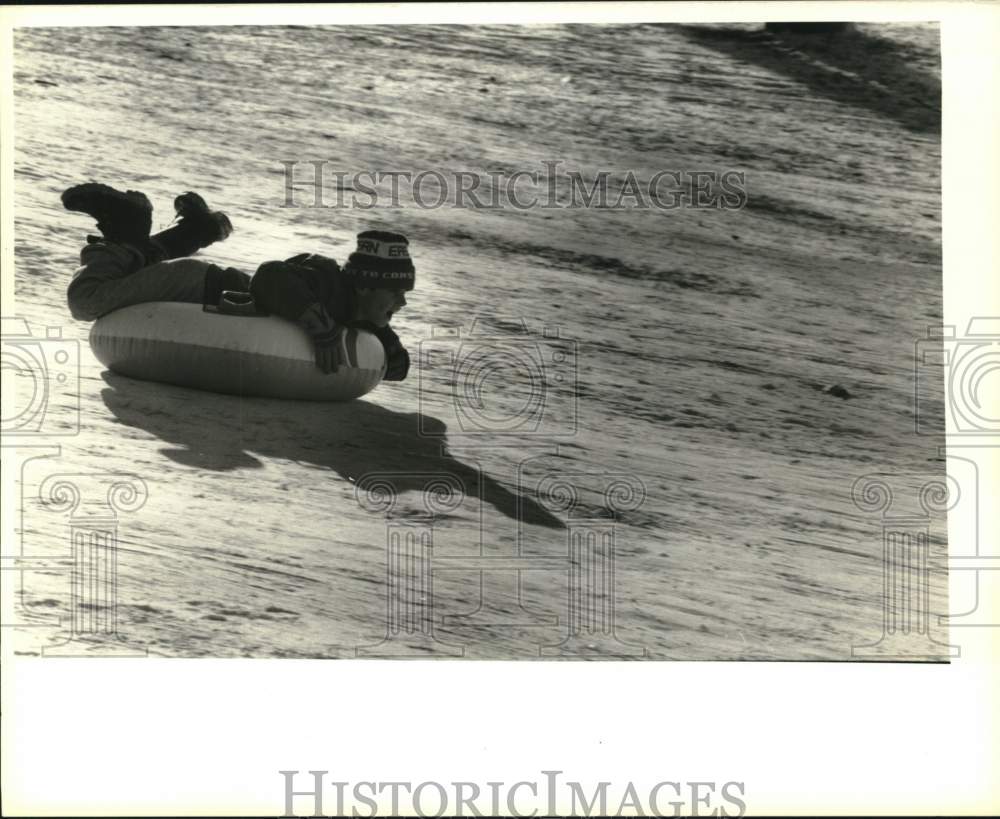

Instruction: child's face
[356,286,408,327]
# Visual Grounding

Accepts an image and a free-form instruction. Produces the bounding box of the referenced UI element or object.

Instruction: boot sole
[62,183,152,217]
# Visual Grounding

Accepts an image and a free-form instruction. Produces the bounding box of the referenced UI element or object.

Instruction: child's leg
[67,242,214,320]
[62,183,236,320]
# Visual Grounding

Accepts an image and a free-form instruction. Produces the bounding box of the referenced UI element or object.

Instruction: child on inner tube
[249,233,411,380]
[61,182,412,381]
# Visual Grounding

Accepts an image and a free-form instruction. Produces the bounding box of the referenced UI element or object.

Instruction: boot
[150,191,233,260]
[62,183,153,246]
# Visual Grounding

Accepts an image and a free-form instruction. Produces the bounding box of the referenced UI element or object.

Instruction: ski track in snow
[10,23,946,659]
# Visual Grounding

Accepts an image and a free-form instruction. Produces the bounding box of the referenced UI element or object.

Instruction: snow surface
[8,23,947,659]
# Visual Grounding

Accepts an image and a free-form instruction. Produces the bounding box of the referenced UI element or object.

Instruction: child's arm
[250,256,345,373]
[249,255,326,324]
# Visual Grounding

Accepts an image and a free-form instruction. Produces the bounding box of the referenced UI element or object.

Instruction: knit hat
[343,230,415,290]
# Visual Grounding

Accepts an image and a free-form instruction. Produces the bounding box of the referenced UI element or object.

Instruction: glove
[384,346,410,381]
[311,325,346,374]
[297,302,344,375]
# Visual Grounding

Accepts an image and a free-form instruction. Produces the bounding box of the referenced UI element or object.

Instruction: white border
[2,2,998,816]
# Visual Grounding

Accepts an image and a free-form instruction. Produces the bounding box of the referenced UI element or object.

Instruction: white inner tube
[90,302,387,401]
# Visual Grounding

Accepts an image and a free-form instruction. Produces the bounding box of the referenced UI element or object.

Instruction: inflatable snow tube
[90,303,386,401]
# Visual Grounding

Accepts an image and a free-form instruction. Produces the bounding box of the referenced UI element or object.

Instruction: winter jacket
[250,253,410,381]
